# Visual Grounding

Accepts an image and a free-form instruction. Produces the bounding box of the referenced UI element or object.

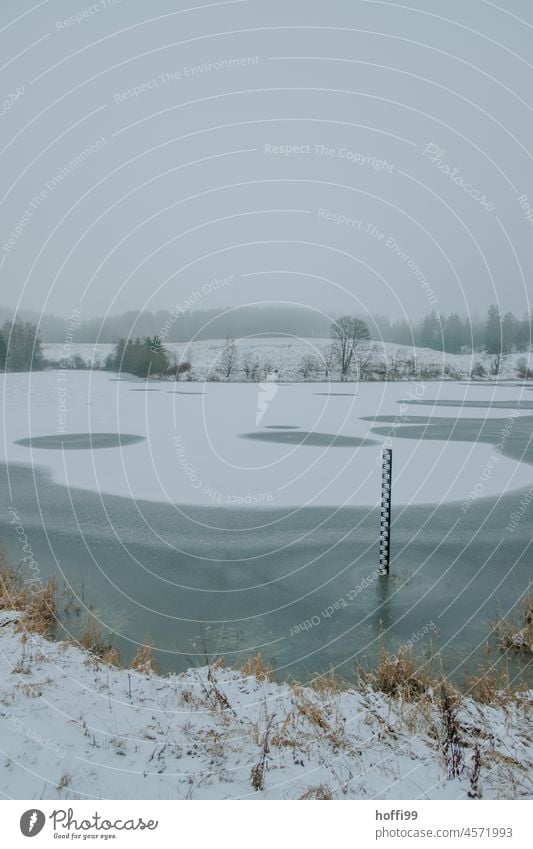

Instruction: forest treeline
[374,306,532,354]
[0,306,330,345]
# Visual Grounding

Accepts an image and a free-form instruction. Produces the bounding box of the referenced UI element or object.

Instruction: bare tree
[355,344,375,380]
[320,344,336,380]
[242,353,261,381]
[388,349,406,380]
[171,347,192,381]
[176,361,191,380]
[220,337,238,379]
[299,355,320,380]
[489,353,502,376]
[329,316,370,380]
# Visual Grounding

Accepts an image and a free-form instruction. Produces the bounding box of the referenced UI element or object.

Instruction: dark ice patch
[264,425,300,429]
[241,431,377,447]
[15,433,145,450]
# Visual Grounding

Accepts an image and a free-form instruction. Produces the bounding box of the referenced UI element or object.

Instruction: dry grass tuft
[468,746,482,799]
[132,639,160,675]
[467,663,514,706]
[0,555,29,611]
[309,667,345,695]
[57,771,71,791]
[438,684,464,779]
[101,646,122,667]
[271,711,297,749]
[1,554,135,672]
[293,688,347,752]
[299,784,333,800]
[297,696,330,732]
[359,644,437,701]
[250,716,274,792]
[0,554,57,636]
[240,653,273,682]
[468,673,503,706]
[271,733,297,749]
[21,578,57,636]
[495,594,533,657]
[77,618,122,666]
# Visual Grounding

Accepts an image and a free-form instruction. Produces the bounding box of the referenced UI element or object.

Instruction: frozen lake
[2,370,532,508]
[1,370,532,681]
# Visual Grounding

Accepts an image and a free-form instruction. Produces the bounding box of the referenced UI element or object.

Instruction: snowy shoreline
[41,338,532,384]
[0,611,531,800]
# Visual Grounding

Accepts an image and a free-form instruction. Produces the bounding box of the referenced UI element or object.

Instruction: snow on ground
[0,612,530,800]
[42,338,533,383]
[2,369,532,508]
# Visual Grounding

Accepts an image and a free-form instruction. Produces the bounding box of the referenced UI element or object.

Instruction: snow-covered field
[42,338,532,382]
[0,611,530,800]
[2,369,532,508]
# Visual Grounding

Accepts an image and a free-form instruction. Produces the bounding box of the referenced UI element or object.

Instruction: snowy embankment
[1,611,531,800]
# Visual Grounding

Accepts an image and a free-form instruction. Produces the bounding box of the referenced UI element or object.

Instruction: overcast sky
[0,0,532,324]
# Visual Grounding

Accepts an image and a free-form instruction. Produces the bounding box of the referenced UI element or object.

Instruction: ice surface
[2,369,532,508]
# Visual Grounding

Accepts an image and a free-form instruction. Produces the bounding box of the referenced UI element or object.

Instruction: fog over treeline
[0,304,531,354]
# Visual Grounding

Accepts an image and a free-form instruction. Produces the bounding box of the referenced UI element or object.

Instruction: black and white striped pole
[379,448,392,576]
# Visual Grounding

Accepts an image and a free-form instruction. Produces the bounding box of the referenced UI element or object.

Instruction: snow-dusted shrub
[299,355,321,379]
[515,356,533,380]
[470,361,487,379]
